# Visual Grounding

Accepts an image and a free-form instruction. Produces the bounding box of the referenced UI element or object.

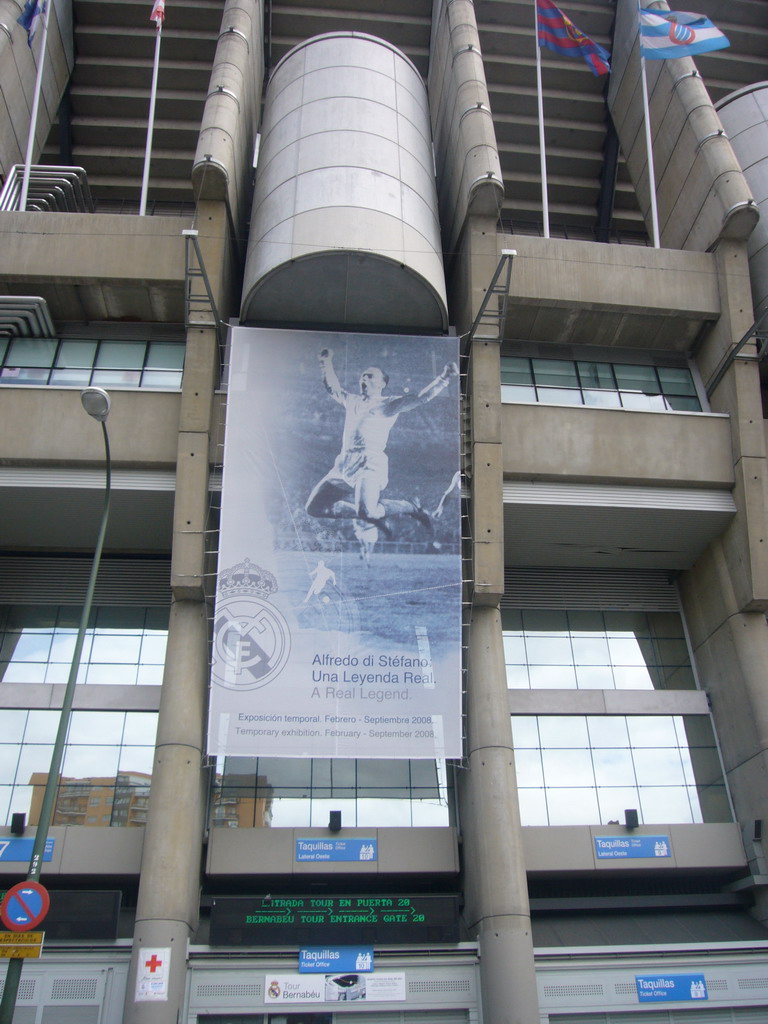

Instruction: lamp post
[0,388,112,1024]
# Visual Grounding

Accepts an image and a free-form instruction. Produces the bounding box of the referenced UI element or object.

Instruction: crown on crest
[217,558,278,597]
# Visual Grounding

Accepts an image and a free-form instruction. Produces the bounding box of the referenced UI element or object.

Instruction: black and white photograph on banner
[208,327,462,760]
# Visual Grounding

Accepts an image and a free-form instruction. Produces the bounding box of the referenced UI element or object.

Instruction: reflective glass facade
[502,609,696,690]
[511,714,730,826]
[0,605,169,686]
[211,756,451,828]
[501,356,701,411]
[0,337,184,389]
[0,709,158,826]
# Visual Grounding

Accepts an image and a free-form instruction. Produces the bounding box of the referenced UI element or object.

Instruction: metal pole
[0,407,111,1024]
[535,21,550,239]
[640,53,661,248]
[139,21,163,216]
[19,1,51,212]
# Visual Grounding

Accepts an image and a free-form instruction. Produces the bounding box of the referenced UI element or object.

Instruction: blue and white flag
[16,0,46,46]
[639,9,729,60]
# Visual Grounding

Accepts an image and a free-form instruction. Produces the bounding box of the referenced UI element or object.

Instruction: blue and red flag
[536,0,611,76]
[16,0,46,47]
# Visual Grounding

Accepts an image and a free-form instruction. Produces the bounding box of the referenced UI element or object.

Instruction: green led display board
[210,894,460,946]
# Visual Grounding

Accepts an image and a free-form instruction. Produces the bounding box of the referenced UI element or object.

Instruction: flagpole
[19,0,51,212]
[535,12,550,238]
[139,16,162,216]
[639,54,660,248]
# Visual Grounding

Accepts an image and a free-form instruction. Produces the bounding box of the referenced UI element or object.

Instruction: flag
[16,0,46,47]
[150,0,165,26]
[639,9,729,60]
[536,0,611,76]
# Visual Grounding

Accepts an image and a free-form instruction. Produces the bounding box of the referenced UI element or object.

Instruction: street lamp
[0,388,112,1024]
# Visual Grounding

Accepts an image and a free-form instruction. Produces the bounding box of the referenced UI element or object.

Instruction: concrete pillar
[123,598,209,1023]
[461,605,540,1024]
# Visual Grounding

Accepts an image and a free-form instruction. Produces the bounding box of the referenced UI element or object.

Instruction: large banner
[208,327,462,758]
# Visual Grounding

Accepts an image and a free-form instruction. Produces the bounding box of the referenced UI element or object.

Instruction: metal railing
[0,165,93,212]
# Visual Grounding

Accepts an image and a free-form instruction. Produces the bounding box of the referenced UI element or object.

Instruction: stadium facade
[1,0,768,1022]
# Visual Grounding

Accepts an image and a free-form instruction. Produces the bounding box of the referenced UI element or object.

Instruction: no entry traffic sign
[0,881,50,932]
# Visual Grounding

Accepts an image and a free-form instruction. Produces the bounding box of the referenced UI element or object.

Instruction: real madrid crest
[211,558,291,690]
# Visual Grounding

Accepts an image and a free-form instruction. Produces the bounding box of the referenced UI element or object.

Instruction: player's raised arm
[318,348,347,404]
[392,361,459,413]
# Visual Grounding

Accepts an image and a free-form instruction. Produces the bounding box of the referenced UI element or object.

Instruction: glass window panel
[501,609,523,631]
[2,631,53,661]
[56,340,97,368]
[639,786,695,824]
[84,664,139,685]
[145,343,185,370]
[1,662,48,683]
[514,749,545,788]
[503,635,526,662]
[658,366,697,395]
[532,359,579,388]
[517,788,549,826]
[1,367,51,383]
[6,338,58,367]
[409,759,441,790]
[577,362,615,389]
[632,747,686,786]
[660,665,696,690]
[356,798,413,827]
[587,716,631,748]
[511,717,540,748]
[44,663,87,685]
[96,607,146,631]
[145,607,170,631]
[596,787,642,824]
[612,666,654,689]
[523,610,569,635]
[501,384,536,403]
[357,759,410,793]
[613,364,658,391]
[571,636,610,663]
[655,638,690,665]
[506,664,530,688]
[620,391,667,411]
[546,787,600,826]
[49,632,81,661]
[568,610,605,634]
[592,747,637,786]
[68,711,124,744]
[16,745,55,784]
[122,713,159,746]
[542,748,594,787]
[90,634,142,663]
[500,357,532,385]
[529,665,577,688]
[95,341,146,370]
[136,665,164,686]
[627,716,679,747]
[412,798,450,826]
[526,637,573,664]
[0,790,11,824]
[666,395,701,412]
[257,757,312,791]
[49,369,92,386]
[538,716,589,747]
[535,387,583,406]
[608,637,647,665]
[23,711,58,743]
[62,745,120,779]
[575,665,615,689]
[582,389,622,408]
[0,710,28,737]
[140,370,183,389]
[91,369,141,386]
[309,798,357,828]
[0,745,22,780]
[118,747,155,776]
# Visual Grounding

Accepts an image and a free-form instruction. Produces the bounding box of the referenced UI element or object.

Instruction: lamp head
[81,387,111,422]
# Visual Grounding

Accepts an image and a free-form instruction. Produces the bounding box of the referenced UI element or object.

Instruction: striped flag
[150,0,165,27]
[639,9,729,60]
[16,0,46,47]
[536,0,611,76]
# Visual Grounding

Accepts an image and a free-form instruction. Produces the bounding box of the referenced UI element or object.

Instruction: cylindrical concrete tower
[241,32,448,332]
[716,83,768,315]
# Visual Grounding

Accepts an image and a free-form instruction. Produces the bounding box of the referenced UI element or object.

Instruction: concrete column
[123,598,209,1023]
[461,605,540,1024]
